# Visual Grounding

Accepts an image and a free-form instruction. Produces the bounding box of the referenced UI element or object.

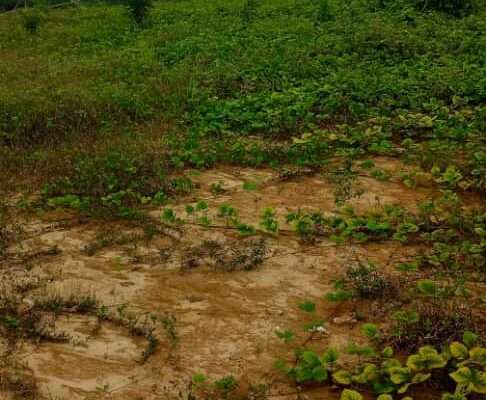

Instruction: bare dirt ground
[0,159,452,399]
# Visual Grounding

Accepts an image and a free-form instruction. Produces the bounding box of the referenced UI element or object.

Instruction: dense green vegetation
[0,1,485,399]
[1,0,484,201]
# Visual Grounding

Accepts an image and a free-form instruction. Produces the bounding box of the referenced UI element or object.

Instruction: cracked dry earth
[1,159,445,400]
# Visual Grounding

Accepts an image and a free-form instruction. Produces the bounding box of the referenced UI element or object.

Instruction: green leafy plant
[277,303,486,398]
[260,207,279,233]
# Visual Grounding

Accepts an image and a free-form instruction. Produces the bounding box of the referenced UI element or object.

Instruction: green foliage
[210,181,225,196]
[298,301,316,313]
[214,376,238,392]
[340,389,362,400]
[406,346,447,370]
[260,207,279,233]
[278,304,486,398]
[43,150,184,217]
[275,329,295,342]
[361,323,380,341]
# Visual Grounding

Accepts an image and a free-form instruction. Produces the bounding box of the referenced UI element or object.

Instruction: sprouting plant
[260,207,279,233]
[198,215,212,227]
[242,181,258,191]
[214,376,238,392]
[161,208,178,224]
[210,181,225,196]
[432,165,464,189]
[286,210,324,241]
[218,203,237,219]
[235,222,256,237]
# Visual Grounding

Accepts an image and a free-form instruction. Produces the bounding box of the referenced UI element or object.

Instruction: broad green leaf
[398,383,411,394]
[333,370,352,385]
[340,389,362,400]
[321,347,339,364]
[450,367,486,394]
[353,363,378,384]
[462,331,478,348]
[411,372,431,384]
[377,395,393,400]
[450,342,468,359]
[382,358,402,371]
[406,346,446,371]
[295,366,313,383]
[382,346,394,358]
[301,350,319,366]
[450,367,470,384]
[389,367,411,384]
[312,365,328,382]
[469,347,486,365]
